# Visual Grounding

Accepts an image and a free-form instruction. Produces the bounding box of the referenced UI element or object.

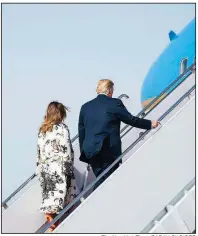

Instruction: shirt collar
[98,93,108,96]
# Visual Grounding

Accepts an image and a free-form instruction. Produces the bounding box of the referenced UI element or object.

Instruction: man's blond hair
[96,79,114,95]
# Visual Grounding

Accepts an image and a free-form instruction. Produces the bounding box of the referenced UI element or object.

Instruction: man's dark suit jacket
[78,94,152,164]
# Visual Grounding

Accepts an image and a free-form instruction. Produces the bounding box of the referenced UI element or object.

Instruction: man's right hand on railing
[152,120,160,128]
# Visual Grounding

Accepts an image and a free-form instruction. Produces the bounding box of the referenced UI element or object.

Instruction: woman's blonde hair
[39,101,69,134]
[96,79,114,95]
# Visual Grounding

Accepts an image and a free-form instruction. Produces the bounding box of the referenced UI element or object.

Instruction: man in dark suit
[78,79,159,188]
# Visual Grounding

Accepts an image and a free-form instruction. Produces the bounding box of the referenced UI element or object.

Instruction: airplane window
[180,58,188,74]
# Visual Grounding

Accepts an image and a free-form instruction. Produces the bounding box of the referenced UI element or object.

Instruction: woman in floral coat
[36,101,76,232]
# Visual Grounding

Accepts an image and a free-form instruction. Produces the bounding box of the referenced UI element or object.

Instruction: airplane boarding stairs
[2,64,195,233]
[2,93,130,233]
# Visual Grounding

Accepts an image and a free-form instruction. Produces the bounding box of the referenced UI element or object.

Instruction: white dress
[36,123,76,214]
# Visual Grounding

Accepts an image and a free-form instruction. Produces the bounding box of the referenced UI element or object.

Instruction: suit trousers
[88,139,121,190]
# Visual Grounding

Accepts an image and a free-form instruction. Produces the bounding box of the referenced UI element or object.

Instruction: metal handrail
[2,63,195,208]
[2,174,36,209]
[37,86,195,232]
[120,63,194,137]
[141,177,195,233]
[1,93,130,208]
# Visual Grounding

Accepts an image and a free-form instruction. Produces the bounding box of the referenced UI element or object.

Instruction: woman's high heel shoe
[45,213,58,232]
